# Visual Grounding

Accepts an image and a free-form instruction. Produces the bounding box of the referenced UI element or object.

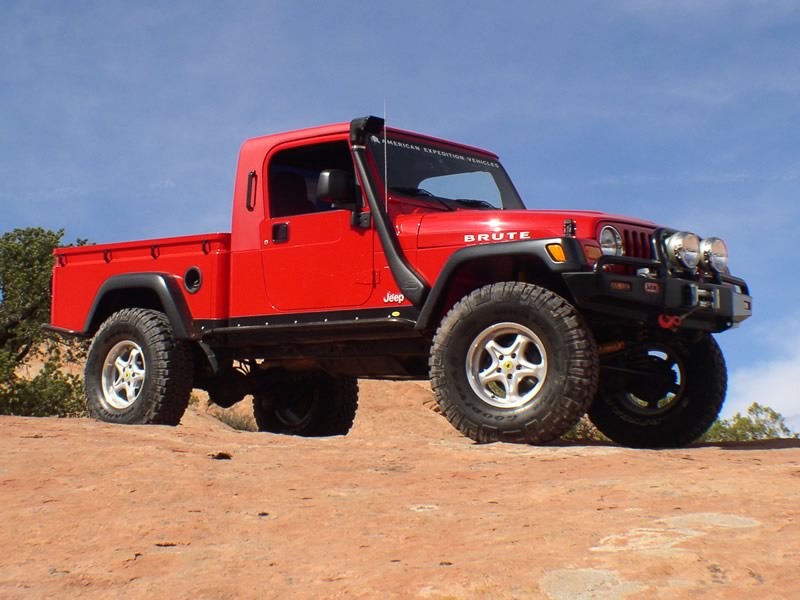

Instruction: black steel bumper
[562,257,752,333]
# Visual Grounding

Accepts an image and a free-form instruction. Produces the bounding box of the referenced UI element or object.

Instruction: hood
[412,209,658,249]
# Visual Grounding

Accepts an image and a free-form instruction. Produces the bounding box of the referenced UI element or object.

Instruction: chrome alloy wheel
[101,340,147,411]
[466,322,548,409]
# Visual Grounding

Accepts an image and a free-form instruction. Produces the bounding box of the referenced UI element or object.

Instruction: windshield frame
[366,132,525,211]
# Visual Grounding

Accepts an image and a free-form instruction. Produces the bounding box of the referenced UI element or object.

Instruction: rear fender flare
[84,273,197,340]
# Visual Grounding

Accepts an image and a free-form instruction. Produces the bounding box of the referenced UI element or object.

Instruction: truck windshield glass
[368,135,524,210]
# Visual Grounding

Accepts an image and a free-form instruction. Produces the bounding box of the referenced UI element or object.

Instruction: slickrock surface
[1,380,798,599]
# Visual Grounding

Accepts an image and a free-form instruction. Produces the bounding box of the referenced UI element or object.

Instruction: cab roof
[239,121,499,160]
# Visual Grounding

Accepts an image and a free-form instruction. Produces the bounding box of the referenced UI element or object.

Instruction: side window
[268,141,356,218]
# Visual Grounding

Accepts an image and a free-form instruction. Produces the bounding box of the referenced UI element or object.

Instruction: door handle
[246,171,257,211]
[272,222,289,243]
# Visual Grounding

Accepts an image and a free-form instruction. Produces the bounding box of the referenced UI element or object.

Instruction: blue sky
[2,1,799,429]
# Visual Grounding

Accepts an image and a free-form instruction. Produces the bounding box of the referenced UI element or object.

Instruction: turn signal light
[546,243,567,262]
[583,245,603,262]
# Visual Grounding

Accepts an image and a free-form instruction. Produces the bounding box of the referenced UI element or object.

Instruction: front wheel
[430,282,599,444]
[588,334,727,448]
[252,372,358,437]
[84,308,194,425]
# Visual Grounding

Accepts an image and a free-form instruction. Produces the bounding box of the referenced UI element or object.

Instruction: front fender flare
[415,238,586,331]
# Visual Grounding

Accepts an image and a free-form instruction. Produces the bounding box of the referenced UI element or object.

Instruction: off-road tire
[588,334,727,448]
[84,308,194,425]
[253,372,358,437]
[430,282,599,444]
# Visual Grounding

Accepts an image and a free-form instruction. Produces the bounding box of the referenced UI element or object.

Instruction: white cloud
[724,321,800,434]
[148,179,176,191]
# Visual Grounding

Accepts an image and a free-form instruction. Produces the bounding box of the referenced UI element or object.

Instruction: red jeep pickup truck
[48,116,752,448]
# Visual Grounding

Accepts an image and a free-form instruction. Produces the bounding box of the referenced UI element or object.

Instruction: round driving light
[599,226,624,256]
[700,237,728,273]
[665,231,700,270]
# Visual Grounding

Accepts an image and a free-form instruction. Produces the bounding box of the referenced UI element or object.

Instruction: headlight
[665,231,700,270]
[599,226,624,256]
[700,237,728,273]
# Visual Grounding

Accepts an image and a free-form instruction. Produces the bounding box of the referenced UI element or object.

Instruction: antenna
[383,100,388,211]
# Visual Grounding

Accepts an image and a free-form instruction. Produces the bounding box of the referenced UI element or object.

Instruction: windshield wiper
[452,198,497,210]
[389,187,455,211]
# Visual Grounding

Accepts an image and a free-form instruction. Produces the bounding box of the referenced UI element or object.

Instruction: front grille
[622,228,655,260]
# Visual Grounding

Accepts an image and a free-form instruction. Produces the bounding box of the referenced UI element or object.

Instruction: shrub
[0,350,84,417]
[563,402,797,444]
[213,409,256,432]
[700,402,799,442]
[0,227,87,417]
[562,415,609,442]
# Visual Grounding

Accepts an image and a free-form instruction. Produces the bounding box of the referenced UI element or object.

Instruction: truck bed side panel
[51,234,231,333]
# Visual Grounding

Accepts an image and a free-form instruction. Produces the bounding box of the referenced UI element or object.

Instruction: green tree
[0,227,85,417]
[701,402,799,442]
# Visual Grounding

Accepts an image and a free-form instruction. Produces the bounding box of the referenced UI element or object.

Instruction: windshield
[368,134,524,211]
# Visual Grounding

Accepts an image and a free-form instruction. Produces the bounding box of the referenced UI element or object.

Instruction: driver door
[260,140,374,312]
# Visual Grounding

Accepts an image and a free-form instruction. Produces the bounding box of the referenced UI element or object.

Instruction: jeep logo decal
[383,292,405,304]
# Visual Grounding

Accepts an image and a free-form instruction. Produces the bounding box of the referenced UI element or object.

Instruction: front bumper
[562,256,752,333]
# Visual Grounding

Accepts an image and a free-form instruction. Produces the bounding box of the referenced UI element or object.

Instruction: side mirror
[318,169,356,208]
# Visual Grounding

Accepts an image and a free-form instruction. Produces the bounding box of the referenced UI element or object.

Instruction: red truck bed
[51,233,231,334]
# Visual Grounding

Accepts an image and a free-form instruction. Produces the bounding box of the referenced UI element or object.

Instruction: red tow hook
[658,314,684,329]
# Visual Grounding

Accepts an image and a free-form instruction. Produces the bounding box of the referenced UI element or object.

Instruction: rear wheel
[588,334,726,448]
[252,372,358,437]
[430,282,598,444]
[84,308,193,425]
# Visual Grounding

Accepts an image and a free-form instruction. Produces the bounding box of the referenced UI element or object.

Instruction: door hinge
[355,269,375,286]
